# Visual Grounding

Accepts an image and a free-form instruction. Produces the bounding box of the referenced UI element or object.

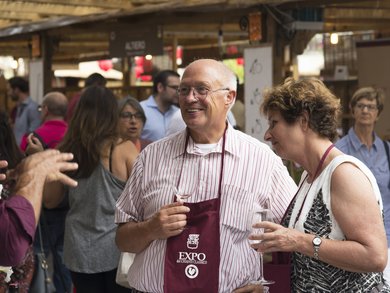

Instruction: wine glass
[249,206,275,286]
[173,186,192,203]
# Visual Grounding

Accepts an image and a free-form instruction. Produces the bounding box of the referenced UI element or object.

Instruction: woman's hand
[249,221,301,253]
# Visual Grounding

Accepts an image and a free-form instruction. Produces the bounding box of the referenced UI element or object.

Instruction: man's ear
[156,82,165,93]
[225,90,236,107]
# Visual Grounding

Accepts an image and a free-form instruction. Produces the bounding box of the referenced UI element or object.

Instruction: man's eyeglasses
[120,112,143,120]
[355,103,378,112]
[166,85,179,91]
[176,86,229,100]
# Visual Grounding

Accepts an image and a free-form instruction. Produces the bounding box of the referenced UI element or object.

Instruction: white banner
[244,45,272,143]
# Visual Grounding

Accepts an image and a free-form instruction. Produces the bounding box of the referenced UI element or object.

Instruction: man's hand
[233,283,265,293]
[147,202,190,240]
[25,133,45,155]
[13,149,78,192]
[10,150,78,223]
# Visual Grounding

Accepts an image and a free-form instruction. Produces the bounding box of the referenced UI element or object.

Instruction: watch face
[313,237,321,246]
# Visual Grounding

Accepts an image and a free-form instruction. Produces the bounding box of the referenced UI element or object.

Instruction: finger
[166,205,190,215]
[232,285,255,293]
[0,160,8,169]
[0,174,6,181]
[48,173,78,187]
[164,220,187,231]
[161,201,185,210]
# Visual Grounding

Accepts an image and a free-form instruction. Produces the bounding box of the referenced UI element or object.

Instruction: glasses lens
[177,87,190,96]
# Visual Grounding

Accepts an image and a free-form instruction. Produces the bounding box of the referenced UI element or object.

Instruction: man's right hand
[0,160,8,181]
[147,202,190,240]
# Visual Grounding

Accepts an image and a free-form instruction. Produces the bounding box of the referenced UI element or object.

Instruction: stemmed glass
[249,206,275,286]
[174,186,192,203]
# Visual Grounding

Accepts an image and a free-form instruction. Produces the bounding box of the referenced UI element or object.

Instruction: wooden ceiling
[0,0,389,64]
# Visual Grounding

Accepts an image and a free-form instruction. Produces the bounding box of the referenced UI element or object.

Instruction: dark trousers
[33,210,72,293]
[70,269,131,293]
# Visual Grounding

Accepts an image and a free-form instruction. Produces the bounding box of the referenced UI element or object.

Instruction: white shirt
[116,125,297,292]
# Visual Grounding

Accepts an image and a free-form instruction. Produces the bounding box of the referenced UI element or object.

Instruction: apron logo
[187,234,199,249]
[185,264,199,279]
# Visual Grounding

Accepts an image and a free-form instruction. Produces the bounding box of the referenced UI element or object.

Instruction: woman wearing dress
[254,77,389,292]
[44,86,138,293]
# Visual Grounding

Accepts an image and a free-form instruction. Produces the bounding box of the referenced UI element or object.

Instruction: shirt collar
[171,123,238,158]
[349,127,381,151]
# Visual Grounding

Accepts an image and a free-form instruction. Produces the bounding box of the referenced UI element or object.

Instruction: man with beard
[140,70,180,141]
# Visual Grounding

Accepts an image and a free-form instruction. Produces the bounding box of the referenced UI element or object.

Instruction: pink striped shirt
[115,125,297,293]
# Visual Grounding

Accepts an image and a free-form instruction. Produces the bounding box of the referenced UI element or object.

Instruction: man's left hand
[233,283,264,293]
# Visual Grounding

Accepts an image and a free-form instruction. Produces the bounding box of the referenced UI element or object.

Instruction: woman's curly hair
[261,77,341,142]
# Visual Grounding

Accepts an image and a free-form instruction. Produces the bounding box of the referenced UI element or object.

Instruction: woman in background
[118,97,151,152]
[256,78,388,292]
[44,86,138,293]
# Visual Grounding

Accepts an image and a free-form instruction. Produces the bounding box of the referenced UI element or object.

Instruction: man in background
[140,70,180,141]
[7,77,41,145]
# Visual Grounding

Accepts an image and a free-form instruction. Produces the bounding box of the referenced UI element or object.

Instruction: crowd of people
[0,59,389,293]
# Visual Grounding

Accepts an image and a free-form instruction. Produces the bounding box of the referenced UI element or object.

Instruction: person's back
[44,86,138,293]
[20,91,68,152]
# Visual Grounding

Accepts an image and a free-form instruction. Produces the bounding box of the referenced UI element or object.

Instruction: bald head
[42,92,68,118]
[184,59,237,92]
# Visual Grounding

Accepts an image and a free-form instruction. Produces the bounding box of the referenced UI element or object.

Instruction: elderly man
[115,59,296,293]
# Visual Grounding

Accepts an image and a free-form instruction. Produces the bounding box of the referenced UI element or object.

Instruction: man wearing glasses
[140,70,180,142]
[115,59,297,293]
[335,87,390,284]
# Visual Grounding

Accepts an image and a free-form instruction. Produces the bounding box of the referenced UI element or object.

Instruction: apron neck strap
[177,124,228,198]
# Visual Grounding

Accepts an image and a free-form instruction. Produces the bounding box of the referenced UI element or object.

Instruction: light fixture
[330,32,339,45]
[145,55,153,60]
[330,26,338,45]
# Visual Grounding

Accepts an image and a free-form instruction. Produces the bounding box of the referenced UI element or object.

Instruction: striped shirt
[115,124,297,293]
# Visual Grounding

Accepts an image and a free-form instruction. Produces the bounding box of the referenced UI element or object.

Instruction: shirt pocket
[220,184,255,232]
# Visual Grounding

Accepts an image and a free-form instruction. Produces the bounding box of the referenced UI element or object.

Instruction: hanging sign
[109,26,164,57]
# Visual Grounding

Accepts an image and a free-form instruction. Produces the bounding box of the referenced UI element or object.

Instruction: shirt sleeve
[269,157,298,224]
[0,195,36,266]
[115,154,145,224]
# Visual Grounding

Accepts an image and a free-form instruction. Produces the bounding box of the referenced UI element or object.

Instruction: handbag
[115,252,135,288]
[29,223,53,293]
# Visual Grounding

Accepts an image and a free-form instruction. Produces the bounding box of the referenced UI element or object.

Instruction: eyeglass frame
[355,103,378,112]
[176,86,230,101]
[119,111,144,121]
[166,84,179,91]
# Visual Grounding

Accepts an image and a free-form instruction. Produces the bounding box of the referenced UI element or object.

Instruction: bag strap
[40,210,69,293]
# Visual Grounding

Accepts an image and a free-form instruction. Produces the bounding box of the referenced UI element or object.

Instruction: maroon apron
[163,128,227,293]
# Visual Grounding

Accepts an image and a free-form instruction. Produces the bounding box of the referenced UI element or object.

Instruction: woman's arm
[254,162,387,272]
[318,162,387,272]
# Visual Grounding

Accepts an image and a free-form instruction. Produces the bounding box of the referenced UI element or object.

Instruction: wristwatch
[312,236,322,260]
